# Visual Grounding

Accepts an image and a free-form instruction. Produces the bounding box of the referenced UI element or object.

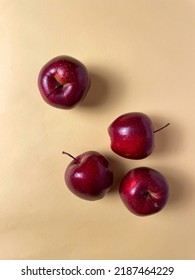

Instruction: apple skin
[108,112,154,159]
[119,167,169,216]
[38,55,90,109]
[64,151,113,201]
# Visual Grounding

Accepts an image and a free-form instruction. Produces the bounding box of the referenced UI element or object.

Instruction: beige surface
[1,0,195,260]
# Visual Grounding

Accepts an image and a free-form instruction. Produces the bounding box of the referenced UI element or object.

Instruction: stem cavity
[145,191,158,208]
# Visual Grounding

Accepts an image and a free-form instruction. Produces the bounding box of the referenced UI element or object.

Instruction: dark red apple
[63,151,113,201]
[38,55,90,109]
[108,112,169,159]
[119,167,169,216]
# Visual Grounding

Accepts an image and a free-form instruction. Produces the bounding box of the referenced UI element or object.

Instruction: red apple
[63,151,113,201]
[38,55,90,109]
[108,112,169,159]
[119,167,169,216]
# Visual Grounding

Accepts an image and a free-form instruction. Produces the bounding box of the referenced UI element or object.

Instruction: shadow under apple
[80,66,127,109]
[155,166,195,211]
[104,153,129,196]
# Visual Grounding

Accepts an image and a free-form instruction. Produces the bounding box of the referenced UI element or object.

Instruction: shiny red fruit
[38,55,90,109]
[108,112,154,159]
[119,167,169,216]
[63,151,113,201]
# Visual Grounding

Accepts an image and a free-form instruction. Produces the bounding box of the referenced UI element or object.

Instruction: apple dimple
[54,72,67,85]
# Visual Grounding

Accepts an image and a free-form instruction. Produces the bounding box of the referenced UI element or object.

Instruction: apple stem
[153,123,170,133]
[62,151,80,163]
[47,84,63,97]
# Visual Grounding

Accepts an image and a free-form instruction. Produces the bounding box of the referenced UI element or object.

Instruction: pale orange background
[1,0,195,260]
